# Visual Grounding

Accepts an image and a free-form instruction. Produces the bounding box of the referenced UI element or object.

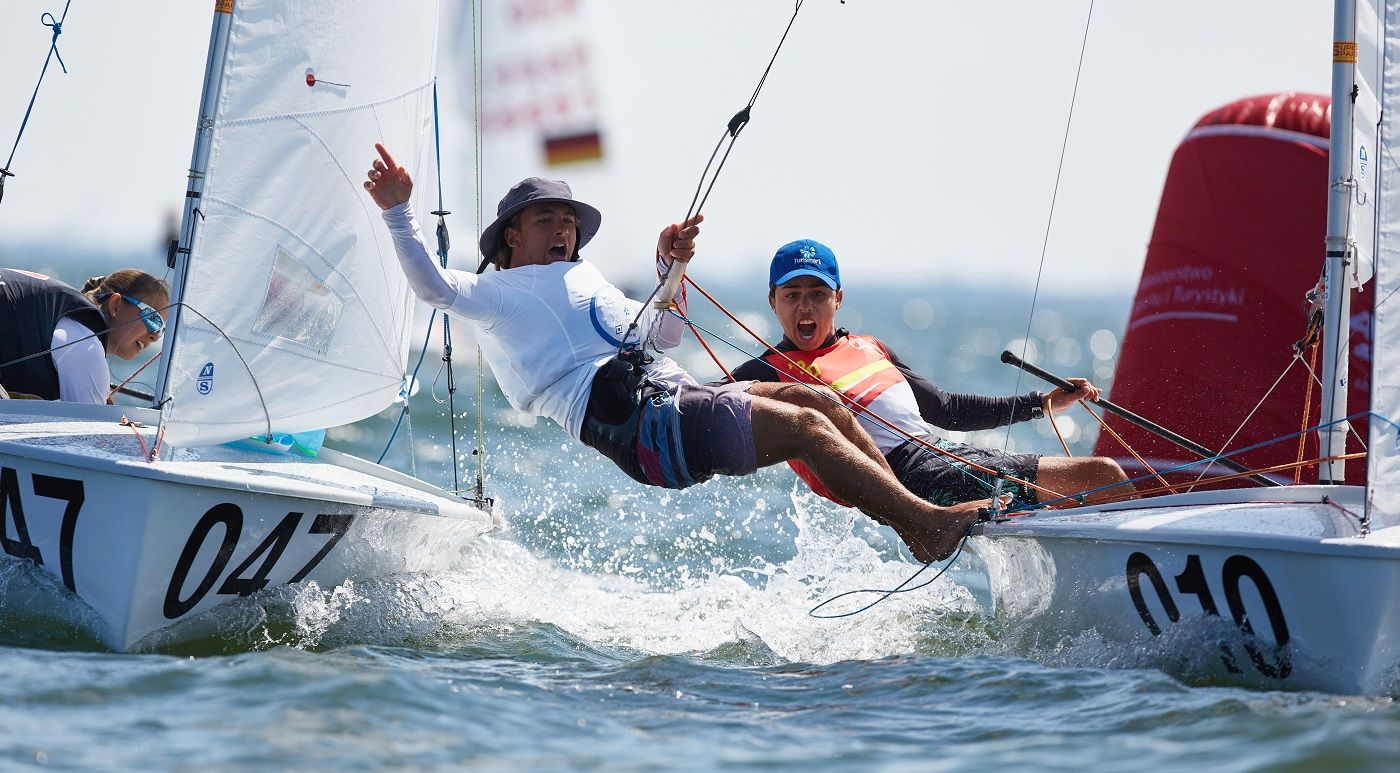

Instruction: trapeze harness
[730,331,1042,505]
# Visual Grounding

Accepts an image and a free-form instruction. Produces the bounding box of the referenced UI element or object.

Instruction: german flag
[544,130,604,166]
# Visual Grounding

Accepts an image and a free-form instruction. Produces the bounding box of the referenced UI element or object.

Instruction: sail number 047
[164,505,353,619]
[0,466,352,619]
[1126,551,1291,679]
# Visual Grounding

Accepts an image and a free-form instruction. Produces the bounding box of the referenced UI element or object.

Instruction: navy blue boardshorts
[581,372,758,490]
[886,437,1042,508]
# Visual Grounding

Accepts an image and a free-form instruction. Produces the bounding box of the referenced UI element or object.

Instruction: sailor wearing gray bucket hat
[366,143,996,563]
[476,177,602,270]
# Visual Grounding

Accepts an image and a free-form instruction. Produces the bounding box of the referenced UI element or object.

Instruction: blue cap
[769,239,840,289]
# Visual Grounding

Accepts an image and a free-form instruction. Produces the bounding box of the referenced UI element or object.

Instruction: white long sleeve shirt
[51,317,110,403]
[382,203,694,438]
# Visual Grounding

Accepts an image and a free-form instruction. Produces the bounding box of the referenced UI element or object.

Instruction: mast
[151,1,237,414]
[1319,0,1360,484]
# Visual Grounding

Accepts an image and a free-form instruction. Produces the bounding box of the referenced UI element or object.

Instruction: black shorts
[886,438,1041,508]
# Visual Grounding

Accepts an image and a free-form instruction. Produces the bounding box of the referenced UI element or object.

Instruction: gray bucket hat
[478,177,602,268]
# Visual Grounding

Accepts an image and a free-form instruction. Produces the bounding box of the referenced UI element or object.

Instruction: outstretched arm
[886,345,1039,430]
[364,144,477,313]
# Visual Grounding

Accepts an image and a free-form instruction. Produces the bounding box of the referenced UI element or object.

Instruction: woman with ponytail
[0,268,169,403]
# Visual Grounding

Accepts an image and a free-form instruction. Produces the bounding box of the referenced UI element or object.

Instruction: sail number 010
[1126,551,1291,679]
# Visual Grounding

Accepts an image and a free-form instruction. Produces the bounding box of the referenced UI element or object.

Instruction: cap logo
[800,244,817,259]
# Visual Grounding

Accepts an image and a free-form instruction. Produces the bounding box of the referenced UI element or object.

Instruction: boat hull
[0,402,499,650]
[972,486,1400,695]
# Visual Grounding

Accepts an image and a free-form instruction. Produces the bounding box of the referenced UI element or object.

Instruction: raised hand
[656,213,704,264]
[363,143,413,210]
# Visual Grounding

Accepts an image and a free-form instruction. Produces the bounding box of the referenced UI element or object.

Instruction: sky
[0,1,1333,295]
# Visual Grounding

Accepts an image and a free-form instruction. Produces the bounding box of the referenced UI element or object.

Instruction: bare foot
[885,499,990,562]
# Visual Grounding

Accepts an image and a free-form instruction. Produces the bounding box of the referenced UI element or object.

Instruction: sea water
[2,280,1397,770]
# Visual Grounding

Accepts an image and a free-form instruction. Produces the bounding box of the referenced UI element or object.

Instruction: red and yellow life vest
[762,334,929,505]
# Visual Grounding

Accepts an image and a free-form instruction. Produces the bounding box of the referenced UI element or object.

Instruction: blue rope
[809,528,972,619]
[668,312,1393,512]
[428,80,464,493]
[433,80,445,219]
[377,309,438,464]
[2,2,73,202]
[1027,410,1379,510]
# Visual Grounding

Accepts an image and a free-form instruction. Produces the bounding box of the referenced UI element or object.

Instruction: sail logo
[197,362,215,396]
[1358,145,1369,180]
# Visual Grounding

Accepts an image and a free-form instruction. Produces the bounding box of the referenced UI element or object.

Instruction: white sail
[1353,0,1382,285]
[159,0,441,447]
[1369,0,1400,525]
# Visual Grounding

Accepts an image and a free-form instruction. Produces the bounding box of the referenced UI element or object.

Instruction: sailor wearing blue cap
[729,239,1135,511]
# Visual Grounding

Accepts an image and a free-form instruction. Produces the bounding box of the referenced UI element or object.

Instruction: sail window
[252,247,343,354]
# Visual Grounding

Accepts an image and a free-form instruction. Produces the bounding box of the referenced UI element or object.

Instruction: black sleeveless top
[0,268,107,400]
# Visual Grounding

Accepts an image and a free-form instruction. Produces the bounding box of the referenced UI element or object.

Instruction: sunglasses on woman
[122,295,165,336]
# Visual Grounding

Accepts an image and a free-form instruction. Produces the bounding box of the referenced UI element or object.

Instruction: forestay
[1369,0,1400,526]
[160,0,440,447]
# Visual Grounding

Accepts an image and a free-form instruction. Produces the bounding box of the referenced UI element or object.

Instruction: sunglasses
[122,295,165,336]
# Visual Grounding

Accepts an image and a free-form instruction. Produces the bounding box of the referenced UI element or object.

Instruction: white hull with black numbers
[0,400,500,651]
[969,486,1400,695]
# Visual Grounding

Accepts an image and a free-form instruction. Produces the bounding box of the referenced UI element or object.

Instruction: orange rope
[119,415,151,460]
[687,322,733,381]
[108,350,161,401]
[681,275,1338,510]
[1294,340,1320,484]
[1077,403,1176,494]
[681,275,1068,502]
[1046,400,1072,456]
[1087,452,1366,506]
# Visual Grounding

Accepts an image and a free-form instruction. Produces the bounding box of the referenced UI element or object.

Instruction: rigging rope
[808,527,973,619]
[669,282,1067,506]
[471,0,489,508]
[1077,402,1174,493]
[374,73,489,509]
[108,350,161,403]
[1,1,72,205]
[1185,353,1301,492]
[0,299,268,455]
[999,0,1095,452]
[377,313,436,464]
[1027,412,1374,509]
[1295,347,1368,450]
[427,79,463,496]
[1295,338,1321,484]
[620,0,812,354]
[1088,452,1366,507]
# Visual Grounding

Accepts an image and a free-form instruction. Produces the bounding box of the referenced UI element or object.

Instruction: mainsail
[158,0,441,447]
[1369,0,1400,524]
